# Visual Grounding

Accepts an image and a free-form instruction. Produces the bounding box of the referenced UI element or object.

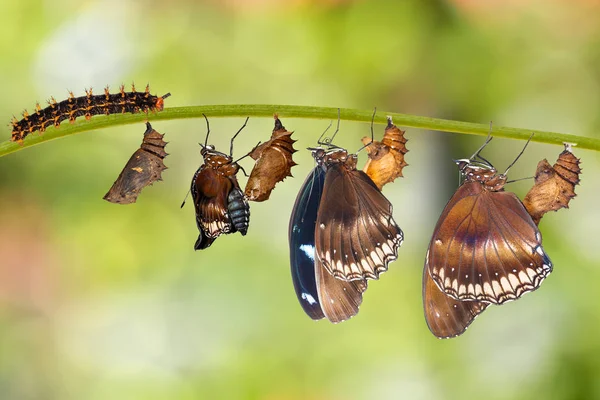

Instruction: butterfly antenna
[503,133,534,176]
[233,142,259,165]
[202,113,210,148]
[317,120,333,146]
[356,107,377,153]
[506,176,534,184]
[328,108,342,145]
[475,154,493,168]
[230,117,249,157]
[180,189,191,208]
[470,121,494,160]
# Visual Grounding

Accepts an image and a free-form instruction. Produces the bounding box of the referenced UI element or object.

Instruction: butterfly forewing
[315,164,403,281]
[427,181,552,304]
[423,267,489,338]
[289,167,326,320]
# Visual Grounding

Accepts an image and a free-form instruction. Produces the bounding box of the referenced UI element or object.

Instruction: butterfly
[186,116,251,250]
[423,135,553,338]
[289,118,403,322]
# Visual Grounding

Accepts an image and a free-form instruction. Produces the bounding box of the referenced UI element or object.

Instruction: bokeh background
[1,0,600,399]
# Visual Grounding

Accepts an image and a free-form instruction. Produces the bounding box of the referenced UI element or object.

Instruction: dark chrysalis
[11,84,171,144]
[244,114,297,202]
[188,117,251,250]
[523,143,581,224]
[361,116,409,190]
[423,136,553,338]
[103,122,168,204]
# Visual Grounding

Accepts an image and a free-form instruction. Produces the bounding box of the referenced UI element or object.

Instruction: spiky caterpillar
[10,84,171,144]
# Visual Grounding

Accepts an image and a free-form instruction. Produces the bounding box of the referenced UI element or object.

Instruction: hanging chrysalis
[523,143,581,224]
[244,114,297,202]
[361,116,408,190]
[103,122,168,204]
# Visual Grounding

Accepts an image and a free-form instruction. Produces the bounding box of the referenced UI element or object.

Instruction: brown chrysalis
[11,84,170,144]
[103,122,168,204]
[361,116,408,190]
[523,143,581,224]
[244,114,297,202]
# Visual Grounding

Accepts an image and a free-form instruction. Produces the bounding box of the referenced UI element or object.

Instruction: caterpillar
[10,84,171,144]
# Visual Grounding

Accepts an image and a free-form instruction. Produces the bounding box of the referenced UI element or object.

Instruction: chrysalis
[244,114,297,202]
[523,143,581,224]
[361,116,408,190]
[103,122,168,204]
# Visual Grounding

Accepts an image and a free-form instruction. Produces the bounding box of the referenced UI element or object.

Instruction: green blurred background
[1,0,600,399]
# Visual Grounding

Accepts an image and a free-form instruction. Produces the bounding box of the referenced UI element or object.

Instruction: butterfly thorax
[456,159,507,191]
[201,145,240,176]
[311,147,358,171]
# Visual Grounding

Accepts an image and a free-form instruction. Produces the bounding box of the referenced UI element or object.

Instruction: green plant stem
[1,104,597,157]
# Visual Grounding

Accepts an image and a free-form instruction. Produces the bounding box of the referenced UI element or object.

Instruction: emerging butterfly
[185,116,251,250]
[289,113,403,322]
[424,134,553,338]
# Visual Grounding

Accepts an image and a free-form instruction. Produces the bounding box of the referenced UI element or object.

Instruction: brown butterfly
[288,153,366,323]
[289,115,402,322]
[185,116,250,250]
[313,145,403,282]
[103,122,168,204]
[424,135,552,337]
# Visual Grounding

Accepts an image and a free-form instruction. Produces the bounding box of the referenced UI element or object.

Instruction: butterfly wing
[427,181,552,304]
[423,266,489,338]
[192,166,234,250]
[289,167,326,320]
[316,257,367,323]
[315,164,403,281]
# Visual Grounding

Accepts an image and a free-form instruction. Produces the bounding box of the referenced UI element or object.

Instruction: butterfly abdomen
[227,188,250,235]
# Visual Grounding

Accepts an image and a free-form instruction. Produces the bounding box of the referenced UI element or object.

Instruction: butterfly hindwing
[316,257,367,323]
[423,266,489,338]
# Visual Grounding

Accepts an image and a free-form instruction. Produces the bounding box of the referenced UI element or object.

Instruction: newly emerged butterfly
[423,135,553,338]
[10,84,170,144]
[289,161,367,322]
[289,115,403,322]
[186,116,250,250]
[103,122,168,204]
